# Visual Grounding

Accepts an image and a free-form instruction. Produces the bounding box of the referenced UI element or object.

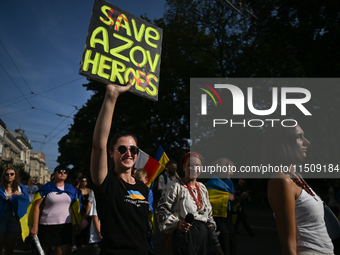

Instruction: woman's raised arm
[90,81,132,186]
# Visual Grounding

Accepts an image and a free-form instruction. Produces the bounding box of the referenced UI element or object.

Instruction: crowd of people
[0,81,338,255]
[0,165,105,255]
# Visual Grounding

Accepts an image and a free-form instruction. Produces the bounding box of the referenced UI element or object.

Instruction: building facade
[7,128,32,172]
[30,151,50,184]
[2,128,24,167]
[0,119,50,184]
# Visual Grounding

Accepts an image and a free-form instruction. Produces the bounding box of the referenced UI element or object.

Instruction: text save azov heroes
[82,5,161,97]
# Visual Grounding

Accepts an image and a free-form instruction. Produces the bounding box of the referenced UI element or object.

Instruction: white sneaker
[71,245,77,253]
[94,243,100,255]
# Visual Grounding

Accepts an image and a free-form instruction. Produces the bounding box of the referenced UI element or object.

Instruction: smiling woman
[90,81,150,255]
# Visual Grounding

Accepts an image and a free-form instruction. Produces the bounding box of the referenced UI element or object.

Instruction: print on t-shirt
[128,190,145,200]
[124,190,149,208]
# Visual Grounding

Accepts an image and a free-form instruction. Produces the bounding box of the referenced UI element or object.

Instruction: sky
[0,0,167,172]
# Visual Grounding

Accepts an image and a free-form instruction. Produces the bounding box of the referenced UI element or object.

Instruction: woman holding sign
[91,81,150,255]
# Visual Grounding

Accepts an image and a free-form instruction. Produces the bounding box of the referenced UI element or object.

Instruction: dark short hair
[54,165,68,173]
[166,159,177,168]
[80,175,88,180]
[109,131,138,152]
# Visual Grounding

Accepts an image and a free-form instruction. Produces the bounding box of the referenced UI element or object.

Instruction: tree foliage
[234,0,340,77]
[58,0,340,191]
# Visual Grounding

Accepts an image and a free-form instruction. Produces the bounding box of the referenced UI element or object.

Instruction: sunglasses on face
[5,173,15,177]
[114,145,139,155]
[81,180,87,183]
[56,169,68,174]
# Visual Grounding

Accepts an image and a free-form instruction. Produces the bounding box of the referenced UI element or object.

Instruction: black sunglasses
[56,169,68,174]
[114,145,139,155]
[81,180,87,182]
[5,173,15,177]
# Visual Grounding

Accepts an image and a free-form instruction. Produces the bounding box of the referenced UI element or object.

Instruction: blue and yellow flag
[206,177,233,218]
[25,182,82,240]
[135,146,169,188]
[0,183,30,241]
[128,190,145,200]
[155,145,169,166]
[150,145,169,187]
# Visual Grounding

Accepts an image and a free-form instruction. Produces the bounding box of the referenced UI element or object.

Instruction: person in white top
[264,124,334,255]
[30,166,80,255]
[25,177,39,202]
[156,151,223,255]
[157,160,178,193]
[89,196,101,255]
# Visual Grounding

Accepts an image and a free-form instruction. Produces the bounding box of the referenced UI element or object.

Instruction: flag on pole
[155,145,169,167]
[151,145,170,186]
[135,149,167,187]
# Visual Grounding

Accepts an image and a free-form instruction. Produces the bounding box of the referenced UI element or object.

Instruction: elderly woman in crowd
[156,152,224,255]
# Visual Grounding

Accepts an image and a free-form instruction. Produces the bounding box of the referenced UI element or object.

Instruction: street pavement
[153,208,281,255]
[233,209,281,255]
[13,208,281,255]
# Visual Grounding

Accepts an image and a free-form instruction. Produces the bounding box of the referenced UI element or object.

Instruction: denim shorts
[0,210,21,234]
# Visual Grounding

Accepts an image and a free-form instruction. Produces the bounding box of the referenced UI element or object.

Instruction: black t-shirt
[214,215,235,234]
[234,182,247,206]
[94,172,150,255]
[80,193,89,213]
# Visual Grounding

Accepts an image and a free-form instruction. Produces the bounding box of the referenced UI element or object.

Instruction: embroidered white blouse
[156,179,219,244]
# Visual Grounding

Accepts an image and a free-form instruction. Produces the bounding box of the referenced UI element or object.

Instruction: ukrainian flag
[151,146,169,227]
[135,146,169,188]
[206,177,233,218]
[151,145,169,186]
[25,182,82,240]
[155,146,169,169]
[128,190,145,200]
[0,183,30,241]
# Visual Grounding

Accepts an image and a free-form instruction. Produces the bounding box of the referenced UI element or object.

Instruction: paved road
[153,208,281,255]
[234,209,280,255]
[13,208,280,255]
[12,244,97,255]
